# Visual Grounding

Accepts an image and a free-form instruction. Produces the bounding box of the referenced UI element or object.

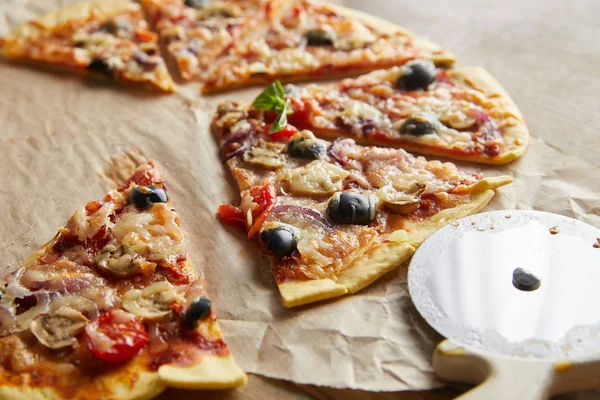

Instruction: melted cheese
[112,203,185,263]
[71,202,116,241]
[285,160,349,196]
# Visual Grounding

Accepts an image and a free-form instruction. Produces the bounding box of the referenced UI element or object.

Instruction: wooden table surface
[159,0,600,398]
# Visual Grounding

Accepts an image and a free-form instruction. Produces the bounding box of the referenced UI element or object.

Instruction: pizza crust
[276,176,511,307]
[327,3,456,67]
[4,0,133,42]
[278,278,348,308]
[0,356,165,400]
[158,354,248,389]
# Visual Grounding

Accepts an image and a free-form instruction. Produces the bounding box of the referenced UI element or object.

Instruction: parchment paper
[1,0,600,393]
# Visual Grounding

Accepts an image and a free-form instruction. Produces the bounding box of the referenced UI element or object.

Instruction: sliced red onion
[225,143,250,160]
[133,52,159,70]
[466,109,500,141]
[271,205,335,234]
[221,127,253,148]
[328,138,355,166]
[467,108,490,126]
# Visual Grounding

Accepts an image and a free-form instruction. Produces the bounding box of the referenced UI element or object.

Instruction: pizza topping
[260,223,299,258]
[399,113,440,136]
[184,0,208,9]
[217,204,246,227]
[326,192,377,225]
[0,289,51,336]
[285,160,350,196]
[129,185,168,210]
[85,310,148,364]
[378,183,426,215]
[94,243,145,278]
[243,140,285,169]
[287,131,326,159]
[252,81,293,134]
[396,60,437,91]
[110,202,185,265]
[243,182,277,238]
[122,280,185,320]
[304,29,336,46]
[184,297,212,329]
[30,306,88,350]
[87,57,114,78]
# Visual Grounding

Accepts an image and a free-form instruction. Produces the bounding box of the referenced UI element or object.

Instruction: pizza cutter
[408,210,600,399]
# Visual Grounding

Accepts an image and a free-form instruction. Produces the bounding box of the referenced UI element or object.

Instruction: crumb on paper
[451,221,459,227]
[504,215,512,219]
[594,238,600,249]
[549,226,560,235]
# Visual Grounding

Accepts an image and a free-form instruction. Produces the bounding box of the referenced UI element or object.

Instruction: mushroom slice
[122,280,185,320]
[379,183,426,215]
[30,306,88,349]
[243,139,285,170]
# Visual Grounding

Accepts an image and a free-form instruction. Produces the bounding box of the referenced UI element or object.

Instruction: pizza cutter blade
[408,210,600,399]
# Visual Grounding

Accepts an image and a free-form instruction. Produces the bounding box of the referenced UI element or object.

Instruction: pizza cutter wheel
[408,210,600,399]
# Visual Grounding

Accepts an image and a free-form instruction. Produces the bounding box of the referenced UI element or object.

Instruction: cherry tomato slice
[266,124,298,142]
[217,204,246,227]
[85,310,148,364]
[247,182,277,238]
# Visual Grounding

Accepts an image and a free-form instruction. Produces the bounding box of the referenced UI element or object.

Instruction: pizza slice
[282,62,529,164]
[0,162,246,400]
[0,0,174,92]
[213,99,512,307]
[142,0,273,81]
[200,0,455,93]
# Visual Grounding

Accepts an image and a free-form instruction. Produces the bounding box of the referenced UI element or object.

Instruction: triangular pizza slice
[198,0,455,92]
[0,162,246,399]
[283,62,529,164]
[213,99,511,307]
[0,0,174,92]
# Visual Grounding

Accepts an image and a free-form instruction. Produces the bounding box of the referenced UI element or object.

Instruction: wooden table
[180,0,599,398]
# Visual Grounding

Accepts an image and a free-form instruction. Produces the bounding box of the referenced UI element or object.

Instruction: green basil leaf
[268,100,290,134]
[252,81,286,111]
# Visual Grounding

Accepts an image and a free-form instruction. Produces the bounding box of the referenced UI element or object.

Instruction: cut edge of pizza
[212,100,512,308]
[0,0,175,92]
[285,64,529,165]
[200,0,456,93]
[0,161,246,400]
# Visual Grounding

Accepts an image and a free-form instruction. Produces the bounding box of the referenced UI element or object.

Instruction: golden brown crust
[447,67,529,164]
[0,355,165,400]
[3,0,133,42]
[326,3,456,67]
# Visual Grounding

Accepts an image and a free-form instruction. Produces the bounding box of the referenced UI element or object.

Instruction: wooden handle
[433,340,553,400]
